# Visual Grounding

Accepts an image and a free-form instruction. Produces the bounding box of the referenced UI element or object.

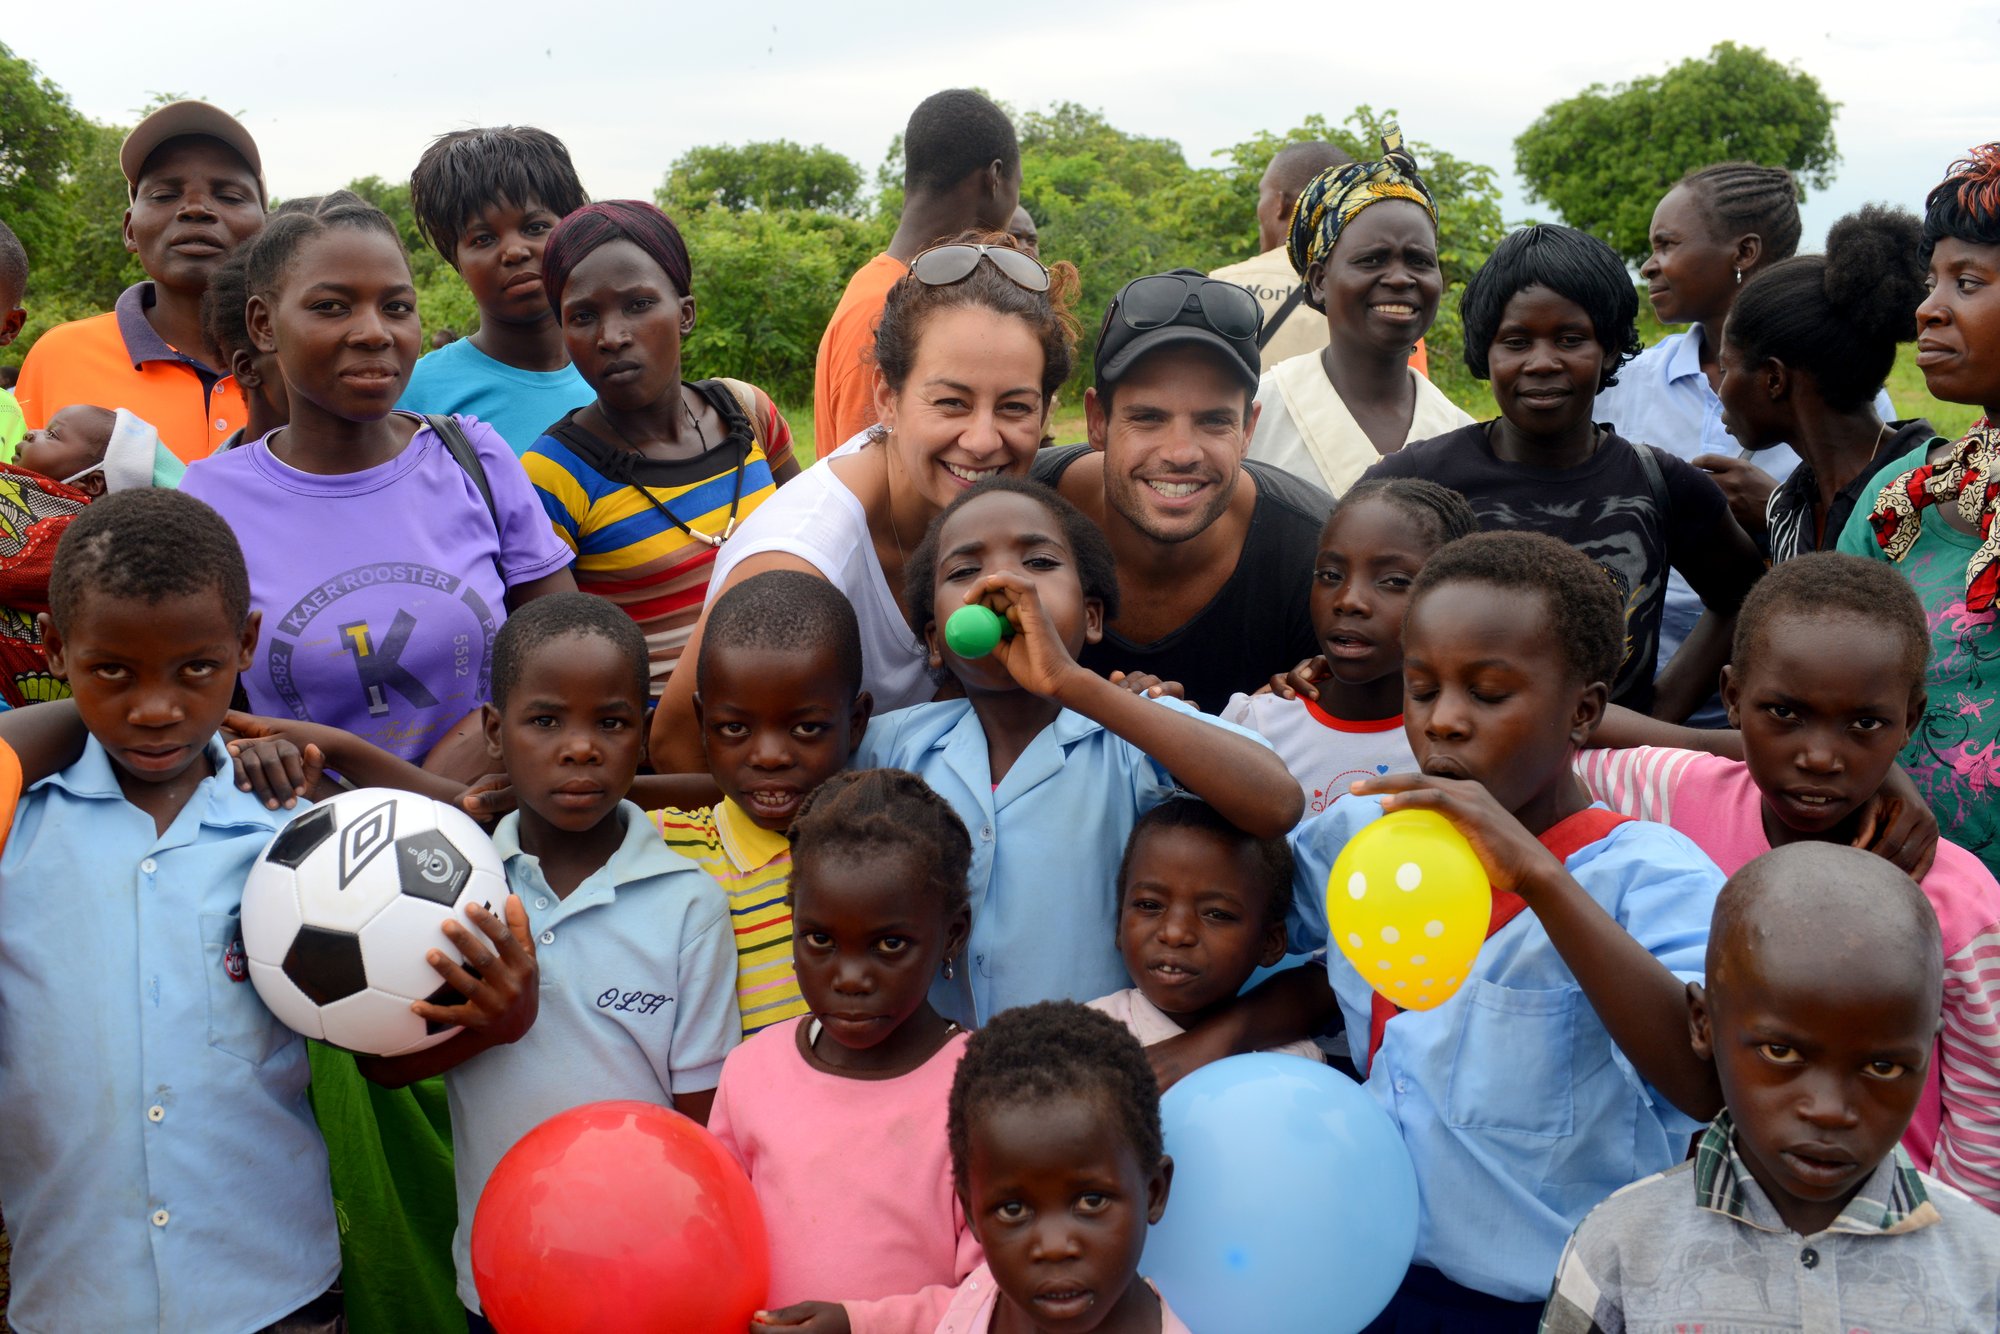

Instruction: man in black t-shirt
[1036,270,1331,712]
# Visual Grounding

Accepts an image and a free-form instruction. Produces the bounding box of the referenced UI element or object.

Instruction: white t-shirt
[1222,690,1418,816]
[1087,987,1324,1064]
[705,436,934,713]
[1251,352,1473,497]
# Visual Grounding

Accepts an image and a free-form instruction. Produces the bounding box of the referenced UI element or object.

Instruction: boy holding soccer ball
[356,592,739,1331]
[0,490,344,1332]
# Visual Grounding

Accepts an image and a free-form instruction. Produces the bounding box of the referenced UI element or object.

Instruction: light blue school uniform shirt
[1286,797,1722,1302]
[446,802,739,1311]
[854,696,1274,1028]
[398,336,593,456]
[0,737,339,1334]
[1594,326,1893,718]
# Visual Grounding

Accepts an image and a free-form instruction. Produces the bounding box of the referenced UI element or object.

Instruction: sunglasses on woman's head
[1108,273,1261,343]
[909,243,1051,293]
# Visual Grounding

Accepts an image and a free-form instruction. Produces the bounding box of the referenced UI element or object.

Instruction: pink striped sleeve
[1933,923,2000,1212]
[1572,745,1697,825]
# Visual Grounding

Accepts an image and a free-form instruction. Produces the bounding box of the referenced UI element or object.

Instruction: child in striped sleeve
[655,571,873,1036]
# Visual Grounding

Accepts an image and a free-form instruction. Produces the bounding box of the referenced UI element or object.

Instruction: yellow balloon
[1327,809,1490,1011]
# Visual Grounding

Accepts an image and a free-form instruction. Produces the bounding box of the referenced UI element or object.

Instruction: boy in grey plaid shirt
[1541,843,2000,1333]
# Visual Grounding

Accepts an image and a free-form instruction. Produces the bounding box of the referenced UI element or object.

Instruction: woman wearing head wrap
[523,200,800,692]
[1248,126,1472,496]
[1839,143,2000,883]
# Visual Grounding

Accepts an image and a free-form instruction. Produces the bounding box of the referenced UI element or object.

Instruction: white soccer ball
[242,787,507,1057]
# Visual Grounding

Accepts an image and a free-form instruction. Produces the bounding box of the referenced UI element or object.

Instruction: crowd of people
[0,81,1997,1334]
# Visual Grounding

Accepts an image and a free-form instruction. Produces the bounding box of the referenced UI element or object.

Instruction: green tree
[0,42,85,290]
[659,140,865,217]
[1514,42,1840,263]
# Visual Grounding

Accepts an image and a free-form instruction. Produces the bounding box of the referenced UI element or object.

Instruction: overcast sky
[12,2,1997,256]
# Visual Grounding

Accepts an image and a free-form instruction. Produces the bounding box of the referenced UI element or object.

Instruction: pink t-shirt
[1577,745,2000,1210]
[708,1017,980,1320]
[918,1266,1191,1334]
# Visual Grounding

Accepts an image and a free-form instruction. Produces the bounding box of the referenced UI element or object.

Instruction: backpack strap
[424,414,507,585]
[713,378,769,457]
[1632,439,1671,516]
[1257,284,1309,351]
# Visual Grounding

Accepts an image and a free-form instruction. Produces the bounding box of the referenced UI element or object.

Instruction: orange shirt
[15,283,246,464]
[811,253,907,459]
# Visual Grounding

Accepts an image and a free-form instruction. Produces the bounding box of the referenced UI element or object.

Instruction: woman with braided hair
[1248,126,1472,497]
[1839,143,2000,890]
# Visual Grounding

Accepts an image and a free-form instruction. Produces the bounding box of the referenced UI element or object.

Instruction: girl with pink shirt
[1577,553,2000,1211]
[768,1001,1191,1334]
[721,769,980,1331]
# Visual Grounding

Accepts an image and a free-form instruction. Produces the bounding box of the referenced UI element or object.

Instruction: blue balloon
[1143,1053,1418,1334]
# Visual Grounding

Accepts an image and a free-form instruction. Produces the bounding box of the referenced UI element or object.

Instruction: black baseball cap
[1094,269,1262,391]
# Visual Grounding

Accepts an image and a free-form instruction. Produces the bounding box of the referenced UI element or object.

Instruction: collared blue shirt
[854,696,1273,1027]
[1287,797,1722,1302]
[447,802,738,1310]
[1595,327,1894,690]
[0,737,338,1334]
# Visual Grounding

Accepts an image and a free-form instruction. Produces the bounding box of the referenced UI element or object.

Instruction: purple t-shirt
[181,412,571,761]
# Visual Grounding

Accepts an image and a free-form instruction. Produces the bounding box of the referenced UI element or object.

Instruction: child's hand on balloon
[412,896,540,1047]
[1349,772,1564,899]
[971,572,1081,698]
[751,1301,851,1332]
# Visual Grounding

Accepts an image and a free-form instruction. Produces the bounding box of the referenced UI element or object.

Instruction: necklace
[881,437,910,569]
[596,384,746,549]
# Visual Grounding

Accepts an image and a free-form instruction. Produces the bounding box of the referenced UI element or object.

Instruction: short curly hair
[489,591,649,712]
[1410,531,1625,687]
[948,1001,1163,1196]
[49,489,251,633]
[1732,553,1926,691]
[904,476,1119,649]
[1118,797,1292,936]
[699,570,864,703]
[790,768,971,922]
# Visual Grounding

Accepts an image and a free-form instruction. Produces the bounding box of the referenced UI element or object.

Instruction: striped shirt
[652,801,808,1037]
[1577,744,2000,1210]
[526,380,791,694]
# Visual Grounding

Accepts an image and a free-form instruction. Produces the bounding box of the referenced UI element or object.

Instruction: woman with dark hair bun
[1718,204,1934,561]
[648,232,1080,772]
[524,200,798,695]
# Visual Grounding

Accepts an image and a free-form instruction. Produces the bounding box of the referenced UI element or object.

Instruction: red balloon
[471,1100,769,1333]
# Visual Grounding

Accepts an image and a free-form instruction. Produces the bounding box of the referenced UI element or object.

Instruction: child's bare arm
[974,571,1302,837]
[225,711,470,804]
[1589,705,1744,758]
[356,897,539,1087]
[628,773,725,812]
[1354,771,1724,1121]
[1145,965,1341,1090]
[0,699,89,783]
[675,1087,717,1127]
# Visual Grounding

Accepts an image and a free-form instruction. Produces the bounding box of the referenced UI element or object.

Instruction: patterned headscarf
[1869,418,2000,610]
[1286,125,1439,278]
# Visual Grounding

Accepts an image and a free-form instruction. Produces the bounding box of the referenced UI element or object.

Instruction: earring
[943,957,956,981]
[1734,268,1742,285]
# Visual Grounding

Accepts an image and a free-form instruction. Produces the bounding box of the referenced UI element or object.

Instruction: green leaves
[1514,43,1840,264]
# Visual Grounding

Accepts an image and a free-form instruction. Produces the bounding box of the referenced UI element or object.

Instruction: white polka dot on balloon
[1409,955,1426,966]
[1424,920,1444,938]
[1347,932,1364,950]
[1380,926,1400,945]
[1395,863,1423,891]
[1376,960,1391,971]
[1347,872,1368,901]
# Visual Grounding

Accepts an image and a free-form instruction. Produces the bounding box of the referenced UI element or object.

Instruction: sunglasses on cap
[909,243,1051,293]
[1106,273,1261,343]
